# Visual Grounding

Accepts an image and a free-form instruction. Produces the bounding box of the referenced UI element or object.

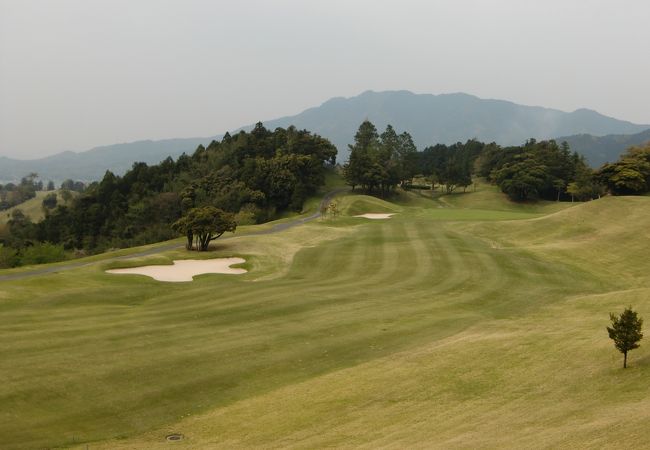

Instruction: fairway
[1,187,650,449]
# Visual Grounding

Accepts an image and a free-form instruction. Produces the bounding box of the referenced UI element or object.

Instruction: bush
[20,242,67,265]
[235,203,262,225]
[42,192,58,210]
[0,244,19,269]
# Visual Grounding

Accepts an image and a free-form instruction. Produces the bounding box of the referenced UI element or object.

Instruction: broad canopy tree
[172,206,237,251]
[597,143,650,195]
[607,307,643,368]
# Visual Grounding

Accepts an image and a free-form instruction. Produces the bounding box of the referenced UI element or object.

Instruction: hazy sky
[1,0,649,159]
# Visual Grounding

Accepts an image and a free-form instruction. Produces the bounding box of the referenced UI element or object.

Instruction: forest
[0,124,336,267]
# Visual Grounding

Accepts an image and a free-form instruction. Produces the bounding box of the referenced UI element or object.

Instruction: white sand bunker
[106,257,247,282]
[354,213,395,220]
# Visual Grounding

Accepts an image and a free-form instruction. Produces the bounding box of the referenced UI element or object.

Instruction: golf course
[1,182,649,449]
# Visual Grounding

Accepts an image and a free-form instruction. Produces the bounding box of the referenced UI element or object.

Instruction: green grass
[1,182,650,449]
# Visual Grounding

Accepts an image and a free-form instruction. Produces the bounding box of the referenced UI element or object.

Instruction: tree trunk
[624,351,627,368]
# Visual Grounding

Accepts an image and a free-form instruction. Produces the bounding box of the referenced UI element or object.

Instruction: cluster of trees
[343,121,650,203]
[420,140,486,193]
[1,124,336,257]
[60,179,86,192]
[476,139,594,201]
[343,121,418,196]
[480,140,650,201]
[597,143,650,195]
[343,121,573,199]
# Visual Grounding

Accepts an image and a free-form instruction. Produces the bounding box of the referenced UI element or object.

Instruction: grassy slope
[0,190,70,225]
[1,184,650,449]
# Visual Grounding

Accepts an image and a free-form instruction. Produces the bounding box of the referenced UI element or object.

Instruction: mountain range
[556,128,650,167]
[1,90,648,183]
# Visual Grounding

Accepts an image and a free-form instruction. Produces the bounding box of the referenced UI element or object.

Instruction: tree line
[0,123,336,267]
[343,120,650,202]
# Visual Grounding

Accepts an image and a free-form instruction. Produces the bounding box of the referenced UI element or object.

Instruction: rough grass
[1,183,649,449]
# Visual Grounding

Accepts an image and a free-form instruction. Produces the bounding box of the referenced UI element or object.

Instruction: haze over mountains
[2,90,648,183]
[0,137,211,184]
[557,128,650,167]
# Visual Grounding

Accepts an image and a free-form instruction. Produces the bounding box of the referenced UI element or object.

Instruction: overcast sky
[1,0,649,159]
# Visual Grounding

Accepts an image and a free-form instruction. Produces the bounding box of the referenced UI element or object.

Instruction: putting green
[1,185,649,449]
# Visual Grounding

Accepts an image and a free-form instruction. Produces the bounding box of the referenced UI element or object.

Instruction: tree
[493,157,549,201]
[344,122,413,196]
[344,120,379,192]
[396,132,418,186]
[42,192,58,210]
[597,143,650,195]
[60,189,73,204]
[172,206,236,251]
[607,307,643,368]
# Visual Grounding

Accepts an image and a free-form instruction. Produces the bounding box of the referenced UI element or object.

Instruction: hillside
[2,186,650,448]
[557,128,650,167]
[0,190,70,225]
[2,91,648,182]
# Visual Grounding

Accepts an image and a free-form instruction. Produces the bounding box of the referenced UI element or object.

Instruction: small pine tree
[607,307,643,368]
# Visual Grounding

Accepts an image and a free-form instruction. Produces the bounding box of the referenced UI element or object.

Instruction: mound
[339,194,401,216]
[468,196,650,284]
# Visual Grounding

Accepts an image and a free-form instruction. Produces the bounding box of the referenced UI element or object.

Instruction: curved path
[0,188,347,282]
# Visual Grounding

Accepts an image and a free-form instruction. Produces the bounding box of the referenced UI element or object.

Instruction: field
[1,183,650,449]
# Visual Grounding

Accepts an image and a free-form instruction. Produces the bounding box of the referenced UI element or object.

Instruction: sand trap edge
[106,257,247,282]
[353,213,396,220]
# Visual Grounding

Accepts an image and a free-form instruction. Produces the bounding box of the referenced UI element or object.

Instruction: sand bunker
[106,257,247,282]
[354,213,395,219]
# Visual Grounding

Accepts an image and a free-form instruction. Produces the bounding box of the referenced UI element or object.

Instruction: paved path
[0,188,347,282]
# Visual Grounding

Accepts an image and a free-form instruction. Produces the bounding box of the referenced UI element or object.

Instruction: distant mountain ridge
[0,137,216,184]
[251,91,648,160]
[2,90,648,182]
[556,129,650,167]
